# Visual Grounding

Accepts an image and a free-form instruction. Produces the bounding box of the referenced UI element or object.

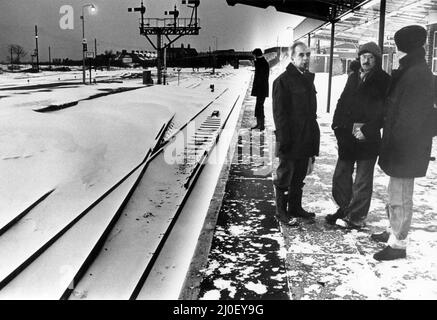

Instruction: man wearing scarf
[372,25,435,261]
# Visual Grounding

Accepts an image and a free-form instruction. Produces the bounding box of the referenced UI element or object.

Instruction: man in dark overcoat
[272,41,320,225]
[251,48,270,130]
[325,42,390,228]
[372,25,435,261]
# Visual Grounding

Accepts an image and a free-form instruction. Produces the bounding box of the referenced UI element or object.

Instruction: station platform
[183,71,437,300]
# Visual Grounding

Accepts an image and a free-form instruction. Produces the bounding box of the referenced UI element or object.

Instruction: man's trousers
[254,96,265,119]
[386,176,414,249]
[273,157,308,192]
[332,158,377,226]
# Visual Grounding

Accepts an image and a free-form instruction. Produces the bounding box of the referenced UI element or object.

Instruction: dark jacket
[378,48,435,178]
[433,75,437,137]
[332,67,390,160]
[251,56,270,97]
[273,63,320,159]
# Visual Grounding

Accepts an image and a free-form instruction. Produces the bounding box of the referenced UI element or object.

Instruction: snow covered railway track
[0,117,173,299]
[0,189,55,237]
[66,89,240,300]
[0,88,242,300]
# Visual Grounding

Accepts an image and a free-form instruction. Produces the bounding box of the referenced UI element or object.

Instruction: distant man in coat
[325,42,390,228]
[372,25,435,261]
[272,41,320,226]
[251,48,270,130]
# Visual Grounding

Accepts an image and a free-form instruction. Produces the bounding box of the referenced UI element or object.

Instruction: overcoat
[332,67,390,160]
[378,48,435,178]
[272,63,320,159]
[251,56,270,98]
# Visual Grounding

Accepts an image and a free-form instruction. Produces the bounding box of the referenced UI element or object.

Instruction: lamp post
[213,36,218,52]
[81,4,96,84]
[35,25,39,72]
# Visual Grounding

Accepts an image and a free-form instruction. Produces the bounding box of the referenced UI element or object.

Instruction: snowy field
[0,66,249,233]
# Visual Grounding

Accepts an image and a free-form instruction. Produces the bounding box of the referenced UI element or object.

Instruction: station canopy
[226,0,437,45]
[309,0,437,44]
[226,0,368,21]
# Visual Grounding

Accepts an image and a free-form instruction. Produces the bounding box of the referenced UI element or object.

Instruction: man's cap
[394,25,427,53]
[358,42,382,58]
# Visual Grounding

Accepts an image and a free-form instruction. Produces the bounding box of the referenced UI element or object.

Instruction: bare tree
[8,44,27,64]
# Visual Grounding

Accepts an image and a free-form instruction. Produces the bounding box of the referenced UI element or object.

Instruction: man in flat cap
[326,42,390,229]
[251,48,270,130]
[372,25,436,261]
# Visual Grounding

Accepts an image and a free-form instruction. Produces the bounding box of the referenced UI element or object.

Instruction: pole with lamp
[212,36,218,74]
[81,3,97,84]
[213,36,218,52]
[35,25,39,72]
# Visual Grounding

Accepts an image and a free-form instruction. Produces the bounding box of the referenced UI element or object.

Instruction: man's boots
[373,246,406,261]
[274,187,299,226]
[251,117,265,130]
[325,208,345,225]
[251,117,260,130]
[288,186,315,219]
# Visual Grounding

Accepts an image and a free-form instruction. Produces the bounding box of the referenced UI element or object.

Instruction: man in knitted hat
[372,25,435,261]
[251,48,270,130]
[325,42,390,229]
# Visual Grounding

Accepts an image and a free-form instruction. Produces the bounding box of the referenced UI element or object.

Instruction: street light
[81,3,97,84]
[213,36,218,52]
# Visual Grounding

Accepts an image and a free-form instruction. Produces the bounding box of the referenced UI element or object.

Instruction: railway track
[0,87,242,299]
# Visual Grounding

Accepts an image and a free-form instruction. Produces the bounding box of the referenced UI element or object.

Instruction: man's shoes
[290,208,315,219]
[251,123,265,130]
[336,219,363,230]
[325,209,344,225]
[274,186,299,227]
[251,117,265,130]
[373,246,406,261]
[371,231,390,243]
[288,187,314,220]
[275,215,299,227]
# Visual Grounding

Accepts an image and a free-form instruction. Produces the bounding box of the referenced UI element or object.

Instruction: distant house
[113,50,157,68]
[166,44,198,62]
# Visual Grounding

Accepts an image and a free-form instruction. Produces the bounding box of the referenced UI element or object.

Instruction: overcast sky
[0,0,303,62]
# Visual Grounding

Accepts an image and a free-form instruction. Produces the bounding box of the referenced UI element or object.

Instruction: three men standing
[270,26,434,262]
[272,42,320,226]
[251,48,270,131]
[326,42,390,229]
